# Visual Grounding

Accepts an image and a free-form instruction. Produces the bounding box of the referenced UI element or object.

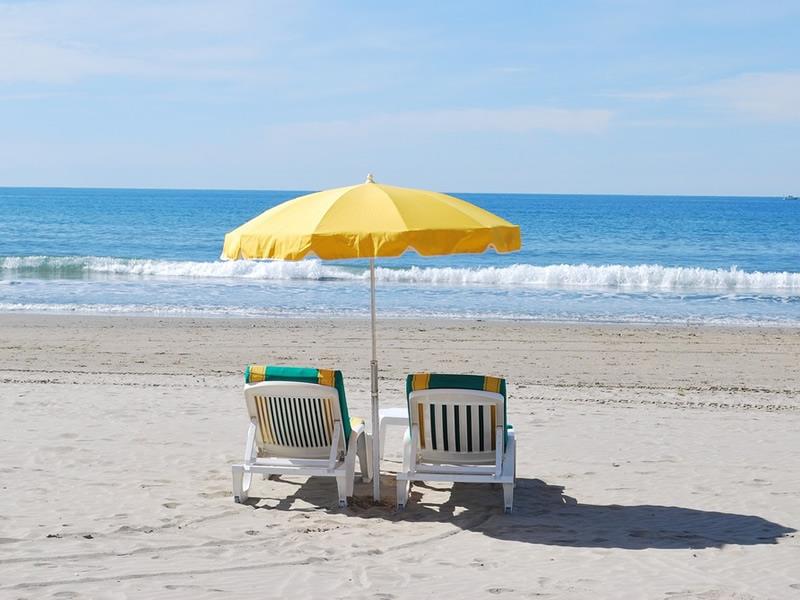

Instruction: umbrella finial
[365,173,375,184]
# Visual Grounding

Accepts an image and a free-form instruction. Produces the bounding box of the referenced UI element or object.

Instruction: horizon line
[0,184,791,200]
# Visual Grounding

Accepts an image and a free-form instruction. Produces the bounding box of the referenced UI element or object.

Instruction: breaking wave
[2,255,800,293]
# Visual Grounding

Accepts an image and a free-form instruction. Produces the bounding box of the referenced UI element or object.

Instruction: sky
[0,0,798,195]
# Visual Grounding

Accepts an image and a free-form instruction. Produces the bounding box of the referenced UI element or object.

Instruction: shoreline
[1,309,799,329]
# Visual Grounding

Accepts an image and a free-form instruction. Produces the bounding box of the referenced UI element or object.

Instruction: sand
[0,314,798,599]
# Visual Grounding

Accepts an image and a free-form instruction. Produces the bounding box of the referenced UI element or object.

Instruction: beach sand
[1,314,798,599]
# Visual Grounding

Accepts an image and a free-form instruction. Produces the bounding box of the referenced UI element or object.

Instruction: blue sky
[0,0,798,195]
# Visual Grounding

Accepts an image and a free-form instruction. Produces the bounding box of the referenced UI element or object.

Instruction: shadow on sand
[244,475,796,550]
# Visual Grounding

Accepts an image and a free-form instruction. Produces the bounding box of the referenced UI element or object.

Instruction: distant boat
[784,195,798,200]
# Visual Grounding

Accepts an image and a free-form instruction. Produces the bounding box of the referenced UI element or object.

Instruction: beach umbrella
[222,175,521,501]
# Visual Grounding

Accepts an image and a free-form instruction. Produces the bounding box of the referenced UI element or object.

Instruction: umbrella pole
[369,258,380,502]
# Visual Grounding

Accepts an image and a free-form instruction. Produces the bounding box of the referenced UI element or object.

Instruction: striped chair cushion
[251,393,336,448]
[246,365,353,442]
[406,372,509,450]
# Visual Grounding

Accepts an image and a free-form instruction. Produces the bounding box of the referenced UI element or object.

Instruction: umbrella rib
[302,188,359,248]
[374,185,414,232]
[380,185,509,233]
[311,185,410,256]
[418,190,507,229]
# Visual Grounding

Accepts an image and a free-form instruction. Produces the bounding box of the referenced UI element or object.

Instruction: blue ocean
[1,187,799,325]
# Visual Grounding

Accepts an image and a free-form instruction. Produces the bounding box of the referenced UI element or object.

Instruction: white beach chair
[231,365,371,508]
[396,373,516,513]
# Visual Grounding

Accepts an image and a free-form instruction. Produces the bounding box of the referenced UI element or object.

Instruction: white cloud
[269,106,613,139]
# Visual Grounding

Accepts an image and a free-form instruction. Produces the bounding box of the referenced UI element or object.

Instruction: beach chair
[396,373,516,512]
[231,365,371,508]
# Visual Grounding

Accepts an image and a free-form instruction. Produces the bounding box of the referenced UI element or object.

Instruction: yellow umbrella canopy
[222,176,521,502]
[222,176,520,260]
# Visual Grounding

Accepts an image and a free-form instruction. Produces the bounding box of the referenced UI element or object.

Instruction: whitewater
[2,255,800,294]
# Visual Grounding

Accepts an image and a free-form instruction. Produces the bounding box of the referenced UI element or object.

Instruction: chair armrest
[409,423,420,471]
[350,417,366,436]
[328,420,343,470]
[244,419,257,463]
[494,426,504,478]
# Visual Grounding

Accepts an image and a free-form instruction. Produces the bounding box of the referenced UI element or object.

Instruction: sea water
[1,187,799,325]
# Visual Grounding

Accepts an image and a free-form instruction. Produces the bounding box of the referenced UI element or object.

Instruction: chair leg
[336,474,348,508]
[233,421,257,503]
[232,465,250,503]
[345,453,357,498]
[345,429,368,497]
[358,433,372,482]
[397,478,410,510]
[396,428,413,510]
[503,428,516,512]
[401,428,412,472]
[503,483,514,513]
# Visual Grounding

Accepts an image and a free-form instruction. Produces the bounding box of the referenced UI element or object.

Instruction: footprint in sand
[162,502,179,509]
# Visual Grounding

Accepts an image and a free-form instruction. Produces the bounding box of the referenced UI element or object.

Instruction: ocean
[1,187,799,325]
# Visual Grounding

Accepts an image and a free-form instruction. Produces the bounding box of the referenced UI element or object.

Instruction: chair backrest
[406,373,507,465]
[245,365,353,437]
[245,381,345,459]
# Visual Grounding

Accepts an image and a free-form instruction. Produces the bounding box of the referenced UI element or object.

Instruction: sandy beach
[0,314,798,599]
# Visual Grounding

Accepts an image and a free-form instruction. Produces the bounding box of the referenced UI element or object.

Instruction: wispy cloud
[269,106,613,139]
[702,72,800,122]
[0,0,289,84]
[600,90,678,102]
[0,39,130,84]
[608,71,800,123]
